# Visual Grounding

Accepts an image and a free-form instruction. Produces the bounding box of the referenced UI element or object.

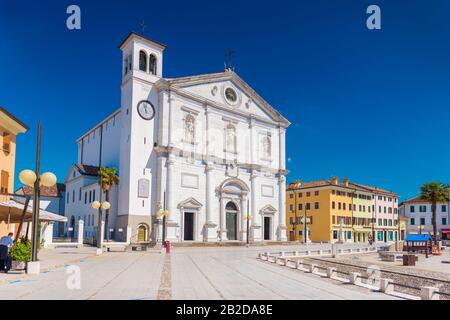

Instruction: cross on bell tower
[140,20,147,36]
[224,49,235,71]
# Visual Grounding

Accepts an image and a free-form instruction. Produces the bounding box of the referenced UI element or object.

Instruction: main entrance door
[226,213,237,240]
[184,212,194,241]
[264,217,271,240]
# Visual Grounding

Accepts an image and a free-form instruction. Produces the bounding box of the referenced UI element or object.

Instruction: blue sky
[1,0,449,200]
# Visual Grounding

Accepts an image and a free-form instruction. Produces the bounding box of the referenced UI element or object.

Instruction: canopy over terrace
[0,200,67,223]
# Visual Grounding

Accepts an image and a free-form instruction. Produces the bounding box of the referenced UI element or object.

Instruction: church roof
[119,32,167,50]
[165,70,290,126]
[75,164,100,177]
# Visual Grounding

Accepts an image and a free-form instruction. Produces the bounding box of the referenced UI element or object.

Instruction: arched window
[226,201,238,211]
[263,135,271,158]
[149,54,157,75]
[225,123,236,153]
[124,57,129,75]
[184,114,195,144]
[139,50,147,72]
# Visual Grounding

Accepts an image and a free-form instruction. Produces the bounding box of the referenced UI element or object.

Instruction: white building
[15,184,66,237]
[64,32,290,244]
[399,189,450,239]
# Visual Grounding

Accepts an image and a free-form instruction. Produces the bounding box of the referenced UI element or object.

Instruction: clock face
[137,100,155,120]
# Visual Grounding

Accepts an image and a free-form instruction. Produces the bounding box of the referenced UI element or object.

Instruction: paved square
[0,245,398,300]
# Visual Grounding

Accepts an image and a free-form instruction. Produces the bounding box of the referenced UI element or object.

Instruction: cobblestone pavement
[0,244,398,300]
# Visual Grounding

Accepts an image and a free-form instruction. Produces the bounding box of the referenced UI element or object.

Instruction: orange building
[0,107,28,236]
[286,176,379,243]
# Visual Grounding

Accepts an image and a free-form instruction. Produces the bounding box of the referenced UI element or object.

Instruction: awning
[0,200,67,223]
[441,229,450,234]
[405,234,431,241]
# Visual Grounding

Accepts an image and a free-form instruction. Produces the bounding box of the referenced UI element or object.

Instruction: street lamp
[244,206,252,247]
[92,199,110,254]
[18,122,57,274]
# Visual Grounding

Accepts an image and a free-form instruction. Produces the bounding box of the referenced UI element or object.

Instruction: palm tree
[98,167,120,241]
[420,182,449,245]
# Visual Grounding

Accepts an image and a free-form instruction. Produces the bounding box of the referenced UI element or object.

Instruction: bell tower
[117,32,166,242]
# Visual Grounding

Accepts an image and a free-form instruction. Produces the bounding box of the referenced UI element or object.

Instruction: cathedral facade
[64,32,290,244]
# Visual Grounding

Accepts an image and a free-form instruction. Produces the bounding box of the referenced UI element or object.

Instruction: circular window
[225,88,237,103]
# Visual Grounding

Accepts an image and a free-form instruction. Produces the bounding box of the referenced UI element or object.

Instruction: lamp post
[92,197,110,255]
[244,199,252,247]
[18,123,57,274]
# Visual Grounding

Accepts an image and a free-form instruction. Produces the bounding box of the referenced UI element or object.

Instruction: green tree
[98,167,120,241]
[420,182,449,245]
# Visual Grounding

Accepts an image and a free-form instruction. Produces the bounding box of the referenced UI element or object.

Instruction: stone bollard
[349,272,361,285]
[281,252,285,257]
[420,286,440,300]
[379,279,394,294]
[326,267,337,279]
[309,264,318,273]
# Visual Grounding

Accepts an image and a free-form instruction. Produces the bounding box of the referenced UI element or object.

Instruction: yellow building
[0,107,28,236]
[286,176,393,243]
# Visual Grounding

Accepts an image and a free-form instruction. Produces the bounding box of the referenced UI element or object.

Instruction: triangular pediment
[166,71,290,126]
[260,204,277,215]
[178,197,203,209]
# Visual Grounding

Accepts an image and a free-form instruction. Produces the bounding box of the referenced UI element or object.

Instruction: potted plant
[10,237,31,270]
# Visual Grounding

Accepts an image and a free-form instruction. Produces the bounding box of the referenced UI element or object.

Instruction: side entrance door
[264,217,271,240]
[184,212,194,241]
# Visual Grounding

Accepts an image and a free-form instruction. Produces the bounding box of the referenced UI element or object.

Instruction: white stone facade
[64,32,290,243]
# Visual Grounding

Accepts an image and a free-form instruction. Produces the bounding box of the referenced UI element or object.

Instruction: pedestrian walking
[0,233,14,273]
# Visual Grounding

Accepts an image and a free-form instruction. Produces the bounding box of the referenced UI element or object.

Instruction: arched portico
[217,178,249,241]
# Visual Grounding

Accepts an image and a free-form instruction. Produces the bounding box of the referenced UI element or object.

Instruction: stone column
[166,156,177,241]
[77,220,84,247]
[204,164,215,241]
[278,176,287,241]
[277,127,287,241]
[219,196,227,241]
[250,171,261,241]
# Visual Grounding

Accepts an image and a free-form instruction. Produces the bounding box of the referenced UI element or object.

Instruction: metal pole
[246,199,250,245]
[97,189,102,249]
[31,122,41,262]
[162,191,166,246]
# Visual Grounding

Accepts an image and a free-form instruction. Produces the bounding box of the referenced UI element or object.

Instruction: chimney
[343,178,349,187]
[331,176,339,185]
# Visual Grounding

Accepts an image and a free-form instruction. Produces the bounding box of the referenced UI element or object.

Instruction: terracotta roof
[76,164,100,176]
[287,178,398,196]
[18,183,65,197]
[348,182,398,197]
